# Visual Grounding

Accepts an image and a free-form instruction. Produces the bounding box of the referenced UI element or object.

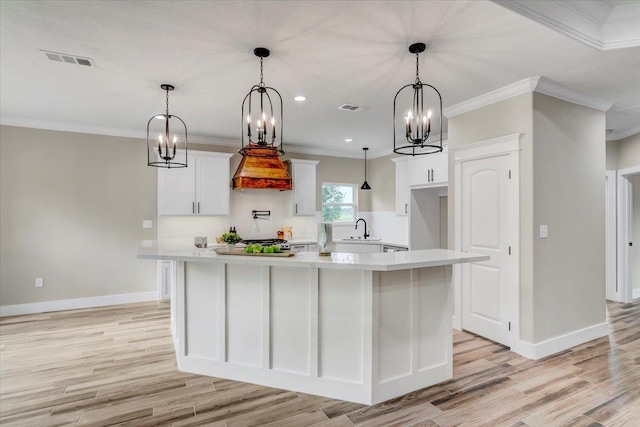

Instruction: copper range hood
[232,145,292,190]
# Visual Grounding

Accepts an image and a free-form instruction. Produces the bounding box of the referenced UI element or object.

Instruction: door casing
[617,165,640,303]
[452,133,521,349]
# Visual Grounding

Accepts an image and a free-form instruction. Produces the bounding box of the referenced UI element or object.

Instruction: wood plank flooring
[1,300,638,426]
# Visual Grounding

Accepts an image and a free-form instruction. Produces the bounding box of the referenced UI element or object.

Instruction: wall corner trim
[443,76,613,119]
[0,292,158,317]
[511,322,609,360]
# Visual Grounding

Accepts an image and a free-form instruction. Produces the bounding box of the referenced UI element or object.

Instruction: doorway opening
[615,166,640,303]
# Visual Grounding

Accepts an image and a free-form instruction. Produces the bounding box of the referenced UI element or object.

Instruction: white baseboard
[511,322,609,360]
[0,292,158,317]
[633,288,640,300]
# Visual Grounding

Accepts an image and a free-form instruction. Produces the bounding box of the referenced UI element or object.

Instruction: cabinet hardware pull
[192,202,195,214]
[404,203,408,214]
[197,202,200,214]
[295,203,298,214]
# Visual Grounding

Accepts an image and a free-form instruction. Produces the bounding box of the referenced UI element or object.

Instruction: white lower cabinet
[334,243,382,253]
[157,260,175,300]
[290,244,309,253]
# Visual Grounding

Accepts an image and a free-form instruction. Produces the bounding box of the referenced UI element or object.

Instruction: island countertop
[138,243,488,271]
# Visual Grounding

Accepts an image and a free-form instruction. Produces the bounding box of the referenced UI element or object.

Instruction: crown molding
[607,124,640,142]
[443,76,613,119]
[443,78,539,118]
[534,77,614,112]
[0,116,376,160]
[493,0,640,51]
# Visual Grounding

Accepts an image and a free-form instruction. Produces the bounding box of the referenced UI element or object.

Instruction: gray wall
[531,92,606,342]
[1,126,397,307]
[607,132,640,170]
[447,92,607,344]
[1,126,157,305]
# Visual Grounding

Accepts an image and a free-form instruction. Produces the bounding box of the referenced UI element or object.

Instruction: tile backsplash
[157,189,409,246]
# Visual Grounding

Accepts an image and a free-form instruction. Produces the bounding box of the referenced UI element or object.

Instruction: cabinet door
[393,157,410,216]
[158,152,196,215]
[290,244,308,253]
[334,243,381,253]
[431,150,448,184]
[196,153,232,215]
[290,160,318,216]
[408,155,433,186]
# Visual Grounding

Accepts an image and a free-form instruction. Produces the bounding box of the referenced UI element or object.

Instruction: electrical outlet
[143,220,152,229]
[35,277,44,288]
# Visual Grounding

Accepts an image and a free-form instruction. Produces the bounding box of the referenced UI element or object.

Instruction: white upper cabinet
[392,157,410,216]
[287,159,319,216]
[158,151,233,216]
[407,144,448,187]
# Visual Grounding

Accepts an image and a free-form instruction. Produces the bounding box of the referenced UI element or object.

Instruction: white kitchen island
[138,246,488,405]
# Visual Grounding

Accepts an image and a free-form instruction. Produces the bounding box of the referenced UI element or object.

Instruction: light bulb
[427,110,432,119]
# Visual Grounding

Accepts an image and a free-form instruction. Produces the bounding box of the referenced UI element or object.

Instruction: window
[322,182,356,223]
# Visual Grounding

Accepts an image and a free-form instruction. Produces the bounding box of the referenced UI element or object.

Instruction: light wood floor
[1,300,638,427]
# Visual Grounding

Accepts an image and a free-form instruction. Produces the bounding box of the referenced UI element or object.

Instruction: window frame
[321,182,358,224]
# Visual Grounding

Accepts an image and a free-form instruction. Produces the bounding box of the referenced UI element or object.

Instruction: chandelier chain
[415,53,420,83]
[259,57,265,87]
[165,87,170,116]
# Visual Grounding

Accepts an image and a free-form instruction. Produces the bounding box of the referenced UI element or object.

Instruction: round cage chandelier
[393,43,443,156]
[146,84,188,168]
[240,47,284,157]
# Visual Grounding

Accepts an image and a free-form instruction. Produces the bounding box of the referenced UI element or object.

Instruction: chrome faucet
[355,218,370,239]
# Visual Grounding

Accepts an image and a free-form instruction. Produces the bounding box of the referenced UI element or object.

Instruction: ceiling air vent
[338,104,363,112]
[41,50,95,67]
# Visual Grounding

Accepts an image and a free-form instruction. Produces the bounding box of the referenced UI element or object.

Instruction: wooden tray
[214,248,295,257]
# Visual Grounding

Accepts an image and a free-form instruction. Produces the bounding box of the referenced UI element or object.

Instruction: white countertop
[138,244,487,272]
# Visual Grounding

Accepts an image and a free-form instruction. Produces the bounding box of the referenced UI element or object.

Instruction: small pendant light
[361,147,372,190]
[393,43,443,156]
[147,84,188,168]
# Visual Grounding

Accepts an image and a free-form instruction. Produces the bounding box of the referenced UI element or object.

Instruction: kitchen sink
[340,237,382,241]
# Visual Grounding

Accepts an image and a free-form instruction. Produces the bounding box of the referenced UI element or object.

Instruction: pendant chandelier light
[361,147,372,190]
[393,43,443,156]
[240,47,284,156]
[232,47,292,190]
[147,84,188,168]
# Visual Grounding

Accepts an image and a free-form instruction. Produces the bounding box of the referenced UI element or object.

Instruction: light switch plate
[35,277,44,288]
[143,220,152,229]
[540,225,548,238]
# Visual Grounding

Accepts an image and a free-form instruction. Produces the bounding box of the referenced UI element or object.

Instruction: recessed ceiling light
[345,138,353,142]
[294,96,306,102]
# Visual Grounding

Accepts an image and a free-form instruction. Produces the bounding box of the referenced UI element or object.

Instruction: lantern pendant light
[147,84,188,168]
[232,47,292,190]
[240,47,284,155]
[361,147,372,190]
[393,43,443,156]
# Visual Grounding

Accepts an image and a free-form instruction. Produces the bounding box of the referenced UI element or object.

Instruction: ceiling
[1,0,639,158]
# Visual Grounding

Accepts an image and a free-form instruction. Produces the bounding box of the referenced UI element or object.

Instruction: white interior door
[461,154,514,346]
